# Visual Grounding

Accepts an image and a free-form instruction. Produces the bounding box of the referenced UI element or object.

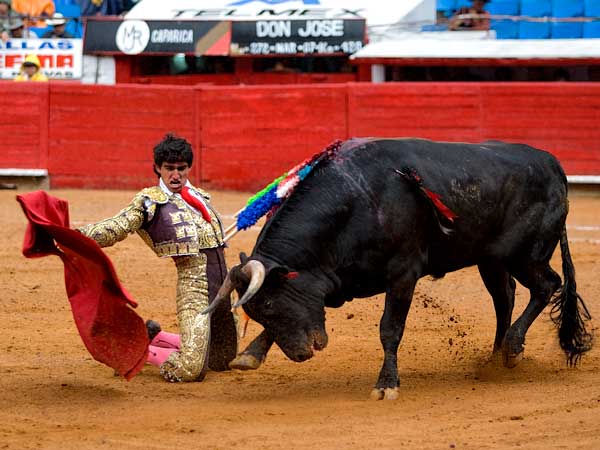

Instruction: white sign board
[126,0,433,29]
[0,39,83,80]
[351,35,600,60]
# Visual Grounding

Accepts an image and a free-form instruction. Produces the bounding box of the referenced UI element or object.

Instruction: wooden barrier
[196,84,348,191]
[0,82,49,170]
[348,82,600,177]
[1,81,600,191]
[47,83,196,189]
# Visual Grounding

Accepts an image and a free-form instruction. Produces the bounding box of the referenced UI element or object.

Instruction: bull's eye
[264,299,273,309]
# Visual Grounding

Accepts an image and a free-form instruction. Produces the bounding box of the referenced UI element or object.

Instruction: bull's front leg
[229,329,274,370]
[371,276,417,400]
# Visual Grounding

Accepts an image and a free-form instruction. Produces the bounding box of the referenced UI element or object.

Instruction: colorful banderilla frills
[223,139,342,241]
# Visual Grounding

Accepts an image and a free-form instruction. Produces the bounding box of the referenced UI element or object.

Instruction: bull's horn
[232,260,266,308]
[201,270,236,315]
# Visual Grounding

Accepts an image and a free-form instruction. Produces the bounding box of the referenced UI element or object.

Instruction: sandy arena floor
[1,188,600,450]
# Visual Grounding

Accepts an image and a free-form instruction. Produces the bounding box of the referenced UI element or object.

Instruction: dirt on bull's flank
[1,189,600,450]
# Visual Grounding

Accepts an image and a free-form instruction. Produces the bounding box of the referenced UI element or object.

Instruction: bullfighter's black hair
[153,133,194,176]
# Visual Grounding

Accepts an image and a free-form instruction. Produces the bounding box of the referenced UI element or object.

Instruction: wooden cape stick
[223,207,245,242]
[224,227,240,242]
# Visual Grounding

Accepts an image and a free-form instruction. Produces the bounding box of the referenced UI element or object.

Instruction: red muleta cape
[16,191,148,380]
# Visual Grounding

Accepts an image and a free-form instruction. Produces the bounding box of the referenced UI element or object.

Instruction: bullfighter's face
[156,161,190,194]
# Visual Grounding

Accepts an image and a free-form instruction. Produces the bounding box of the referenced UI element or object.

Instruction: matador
[78,133,237,382]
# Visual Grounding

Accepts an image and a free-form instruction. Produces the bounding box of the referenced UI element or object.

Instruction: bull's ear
[239,252,249,264]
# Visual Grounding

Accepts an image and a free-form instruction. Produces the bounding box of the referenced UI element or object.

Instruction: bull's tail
[550,226,593,366]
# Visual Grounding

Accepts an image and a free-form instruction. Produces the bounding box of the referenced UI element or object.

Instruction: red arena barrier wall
[479,83,600,176]
[196,84,348,191]
[348,82,600,177]
[48,83,197,189]
[0,82,49,169]
[1,81,600,191]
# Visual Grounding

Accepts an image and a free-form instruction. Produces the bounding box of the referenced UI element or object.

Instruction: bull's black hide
[212,138,593,400]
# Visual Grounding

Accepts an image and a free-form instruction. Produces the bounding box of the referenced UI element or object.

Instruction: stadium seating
[437,0,457,17]
[436,0,597,39]
[551,0,584,38]
[488,0,520,39]
[584,0,600,15]
[583,0,600,37]
[519,0,552,38]
[455,0,473,9]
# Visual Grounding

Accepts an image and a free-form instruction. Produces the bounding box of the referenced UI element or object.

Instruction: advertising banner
[0,39,83,80]
[84,20,230,55]
[230,19,365,55]
[125,0,424,28]
[124,0,435,42]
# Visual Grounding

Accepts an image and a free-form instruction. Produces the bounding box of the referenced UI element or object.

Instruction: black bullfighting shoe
[146,319,162,342]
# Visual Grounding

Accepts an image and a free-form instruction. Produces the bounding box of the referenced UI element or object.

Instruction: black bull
[206,138,593,400]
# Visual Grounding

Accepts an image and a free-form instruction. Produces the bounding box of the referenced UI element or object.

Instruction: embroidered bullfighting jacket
[78,181,237,382]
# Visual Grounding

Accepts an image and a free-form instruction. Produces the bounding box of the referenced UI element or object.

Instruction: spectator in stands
[12,0,54,27]
[78,0,124,16]
[449,0,490,31]
[42,13,74,38]
[13,53,48,81]
[1,0,20,42]
[8,17,36,37]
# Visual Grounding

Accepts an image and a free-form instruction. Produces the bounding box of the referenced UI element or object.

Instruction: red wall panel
[2,81,600,191]
[0,81,49,169]
[348,82,600,177]
[478,83,600,175]
[48,84,196,189]
[347,82,485,143]
[196,84,348,191]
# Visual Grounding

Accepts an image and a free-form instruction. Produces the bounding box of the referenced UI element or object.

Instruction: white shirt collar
[159,178,192,196]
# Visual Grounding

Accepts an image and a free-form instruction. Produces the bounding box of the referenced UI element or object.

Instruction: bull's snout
[288,328,328,362]
[310,328,328,351]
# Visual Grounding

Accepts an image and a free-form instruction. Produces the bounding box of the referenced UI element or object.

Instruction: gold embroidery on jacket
[160,254,210,382]
[79,186,224,256]
[77,195,145,247]
[170,211,184,225]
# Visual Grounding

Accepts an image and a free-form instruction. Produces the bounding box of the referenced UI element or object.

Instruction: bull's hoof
[503,350,524,368]
[369,387,399,401]
[229,353,262,371]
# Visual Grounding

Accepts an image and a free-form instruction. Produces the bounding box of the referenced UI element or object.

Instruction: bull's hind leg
[371,273,418,401]
[478,261,516,353]
[503,263,561,368]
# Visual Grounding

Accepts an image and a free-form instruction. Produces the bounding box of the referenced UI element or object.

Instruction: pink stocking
[147,345,177,367]
[150,331,181,349]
